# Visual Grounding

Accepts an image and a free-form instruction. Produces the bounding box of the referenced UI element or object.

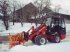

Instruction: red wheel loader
[22,17,66,45]
[8,17,66,46]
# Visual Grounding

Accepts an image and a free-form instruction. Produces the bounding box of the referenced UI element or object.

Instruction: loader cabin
[46,17,66,41]
[46,17,66,34]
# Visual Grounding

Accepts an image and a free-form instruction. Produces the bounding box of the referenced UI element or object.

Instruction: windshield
[46,17,65,28]
[51,18,65,28]
[46,17,51,26]
[51,18,59,27]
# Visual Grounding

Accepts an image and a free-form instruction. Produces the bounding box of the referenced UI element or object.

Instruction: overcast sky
[16,0,70,15]
[51,0,70,15]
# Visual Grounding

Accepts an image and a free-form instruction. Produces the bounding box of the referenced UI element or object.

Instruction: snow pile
[9,42,70,52]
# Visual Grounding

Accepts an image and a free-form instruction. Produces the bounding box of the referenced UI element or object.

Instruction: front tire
[34,35,47,45]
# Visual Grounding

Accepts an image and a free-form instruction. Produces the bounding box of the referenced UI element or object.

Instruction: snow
[66,24,70,32]
[0,20,6,32]
[3,23,37,33]
[0,21,40,35]
[9,42,70,52]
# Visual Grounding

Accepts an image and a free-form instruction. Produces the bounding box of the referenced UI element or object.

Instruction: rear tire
[54,35,60,43]
[34,35,47,45]
[52,32,60,43]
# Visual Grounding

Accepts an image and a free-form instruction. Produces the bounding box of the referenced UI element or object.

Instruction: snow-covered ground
[9,42,70,52]
[0,20,70,52]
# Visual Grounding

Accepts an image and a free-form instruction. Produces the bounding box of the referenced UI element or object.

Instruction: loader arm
[28,24,47,40]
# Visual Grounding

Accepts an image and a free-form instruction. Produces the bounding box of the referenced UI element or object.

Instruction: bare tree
[7,0,23,26]
[12,0,24,27]
[34,0,51,14]
[34,8,37,26]
[19,4,24,27]
[20,8,24,27]
[12,0,19,25]
[0,0,9,30]
[0,0,24,30]
[54,5,61,13]
[33,0,39,26]
[12,6,15,25]
[34,0,51,25]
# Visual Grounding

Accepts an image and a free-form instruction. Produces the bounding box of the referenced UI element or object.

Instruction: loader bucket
[8,32,26,48]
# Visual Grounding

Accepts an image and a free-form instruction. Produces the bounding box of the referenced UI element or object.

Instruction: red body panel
[46,34,54,40]
[60,34,66,39]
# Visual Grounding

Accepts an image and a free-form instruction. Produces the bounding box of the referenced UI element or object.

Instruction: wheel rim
[55,36,60,43]
[40,38,46,45]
